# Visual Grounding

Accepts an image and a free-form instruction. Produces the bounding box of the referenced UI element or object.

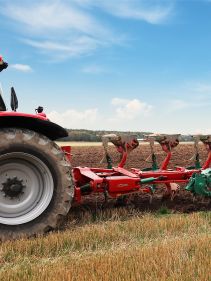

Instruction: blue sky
[0,0,211,134]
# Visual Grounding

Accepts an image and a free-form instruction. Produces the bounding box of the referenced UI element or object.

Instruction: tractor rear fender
[0,115,68,140]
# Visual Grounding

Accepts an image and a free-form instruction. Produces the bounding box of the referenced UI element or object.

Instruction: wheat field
[0,208,211,281]
[1,143,211,281]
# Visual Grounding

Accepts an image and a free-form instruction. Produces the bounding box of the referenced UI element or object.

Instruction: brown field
[1,143,211,281]
[69,142,207,169]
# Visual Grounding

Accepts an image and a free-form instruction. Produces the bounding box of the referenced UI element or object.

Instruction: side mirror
[11,87,18,112]
[35,106,44,113]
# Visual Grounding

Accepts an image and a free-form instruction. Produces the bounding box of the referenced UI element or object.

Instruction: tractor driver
[0,56,8,72]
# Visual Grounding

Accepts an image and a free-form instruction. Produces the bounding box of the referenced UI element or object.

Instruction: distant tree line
[59,129,152,142]
[58,129,195,142]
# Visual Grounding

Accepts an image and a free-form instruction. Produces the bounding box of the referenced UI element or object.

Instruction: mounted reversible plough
[73,133,211,203]
[0,57,211,240]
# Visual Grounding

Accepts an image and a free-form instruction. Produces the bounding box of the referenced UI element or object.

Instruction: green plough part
[142,154,159,171]
[152,153,159,170]
[106,154,113,169]
[185,168,211,197]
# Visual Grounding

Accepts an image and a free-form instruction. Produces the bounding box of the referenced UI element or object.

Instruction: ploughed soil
[68,143,211,216]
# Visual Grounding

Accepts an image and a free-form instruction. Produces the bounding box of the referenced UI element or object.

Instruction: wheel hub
[0,152,54,225]
[1,177,25,199]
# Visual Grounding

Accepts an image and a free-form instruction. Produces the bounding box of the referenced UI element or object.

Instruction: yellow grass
[0,142,208,280]
[0,210,211,281]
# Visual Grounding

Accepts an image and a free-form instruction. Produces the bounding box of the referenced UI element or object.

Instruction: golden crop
[0,209,210,281]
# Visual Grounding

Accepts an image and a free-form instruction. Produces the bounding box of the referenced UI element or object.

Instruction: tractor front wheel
[0,128,74,241]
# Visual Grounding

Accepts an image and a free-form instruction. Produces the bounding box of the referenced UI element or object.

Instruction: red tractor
[0,59,74,240]
[0,58,210,241]
[0,88,75,240]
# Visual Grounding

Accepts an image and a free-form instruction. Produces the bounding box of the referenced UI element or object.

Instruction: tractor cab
[0,93,6,112]
[0,86,46,117]
[0,86,47,120]
[0,86,19,112]
[0,86,68,140]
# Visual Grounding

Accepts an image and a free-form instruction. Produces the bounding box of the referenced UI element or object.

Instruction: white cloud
[47,97,153,129]
[0,0,173,60]
[2,1,105,37]
[10,64,32,73]
[24,37,104,59]
[0,0,114,60]
[73,0,173,24]
[48,108,98,129]
[111,97,153,119]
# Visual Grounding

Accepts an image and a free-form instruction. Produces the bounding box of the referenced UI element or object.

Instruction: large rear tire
[0,128,74,241]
